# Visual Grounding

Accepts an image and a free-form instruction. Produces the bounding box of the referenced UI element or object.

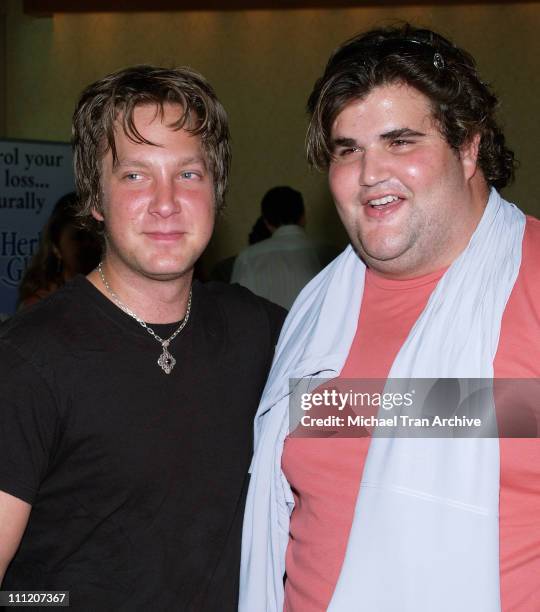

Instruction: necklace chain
[97,262,192,374]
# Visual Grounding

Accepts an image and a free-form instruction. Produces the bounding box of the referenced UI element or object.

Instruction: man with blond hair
[0,65,284,610]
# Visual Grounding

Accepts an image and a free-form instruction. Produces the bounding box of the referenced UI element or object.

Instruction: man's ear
[91,205,104,222]
[460,132,481,181]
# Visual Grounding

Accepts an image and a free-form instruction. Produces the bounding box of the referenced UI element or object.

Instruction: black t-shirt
[0,276,285,611]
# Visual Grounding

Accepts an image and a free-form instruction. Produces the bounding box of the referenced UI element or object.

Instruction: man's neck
[87,258,192,324]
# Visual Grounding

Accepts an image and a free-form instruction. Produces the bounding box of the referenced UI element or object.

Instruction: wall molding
[24,0,540,16]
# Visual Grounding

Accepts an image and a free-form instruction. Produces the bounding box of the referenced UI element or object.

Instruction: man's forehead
[97,104,207,171]
[104,103,205,156]
[113,102,195,135]
[331,84,437,136]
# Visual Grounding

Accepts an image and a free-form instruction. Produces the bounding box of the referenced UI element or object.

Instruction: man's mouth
[363,194,405,218]
[144,232,185,241]
[366,194,401,208]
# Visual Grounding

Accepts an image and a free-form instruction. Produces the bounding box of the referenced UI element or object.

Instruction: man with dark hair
[232,186,325,309]
[260,186,305,228]
[0,65,285,610]
[241,25,539,611]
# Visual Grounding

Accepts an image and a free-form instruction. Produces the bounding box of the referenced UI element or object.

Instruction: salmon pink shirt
[282,217,540,612]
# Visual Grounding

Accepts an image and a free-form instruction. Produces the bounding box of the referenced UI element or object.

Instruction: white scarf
[240,189,525,612]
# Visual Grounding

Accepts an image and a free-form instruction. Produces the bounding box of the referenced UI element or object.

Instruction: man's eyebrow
[112,156,207,169]
[331,129,425,149]
[114,159,148,169]
[178,155,206,167]
[331,137,358,149]
[380,128,426,140]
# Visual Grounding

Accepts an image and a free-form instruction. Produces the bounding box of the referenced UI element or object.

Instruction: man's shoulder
[198,281,286,349]
[0,277,91,359]
[200,280,286,321]
[507,214,540,316]
[236,237,274,261]
[235,227,322,265]
[523,215,540,264]
[525,214,540,237]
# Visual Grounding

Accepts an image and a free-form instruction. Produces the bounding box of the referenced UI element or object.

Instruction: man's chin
[354,241,419,276]
[139,265,195,283]
[356,239,409,265]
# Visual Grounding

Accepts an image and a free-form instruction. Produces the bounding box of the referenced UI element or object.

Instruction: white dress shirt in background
[232,225,324,309]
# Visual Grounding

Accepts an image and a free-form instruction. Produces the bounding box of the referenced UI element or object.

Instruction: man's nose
[148,179,182,218]
[359,149,391,187]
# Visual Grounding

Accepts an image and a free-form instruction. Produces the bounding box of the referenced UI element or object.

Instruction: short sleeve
[0,339,59,504]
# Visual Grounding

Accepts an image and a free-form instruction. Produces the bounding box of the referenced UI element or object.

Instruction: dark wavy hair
[72,64,231,225]
[261,186,305,227]
[307,23,515,189]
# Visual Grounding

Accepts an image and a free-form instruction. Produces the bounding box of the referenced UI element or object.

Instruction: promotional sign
[0,139,74,316]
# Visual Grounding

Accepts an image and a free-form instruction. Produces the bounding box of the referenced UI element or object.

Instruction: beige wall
[4,0,540,270]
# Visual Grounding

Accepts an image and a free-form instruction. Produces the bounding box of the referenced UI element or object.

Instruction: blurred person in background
[18,192,101,307]
[232,186,327,309]
[209,214,271,283]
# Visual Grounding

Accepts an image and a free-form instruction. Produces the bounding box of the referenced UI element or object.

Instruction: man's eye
[181,171,200,180]
[391,139,413,147]
[124,172,142,181]
[338,147,361,157]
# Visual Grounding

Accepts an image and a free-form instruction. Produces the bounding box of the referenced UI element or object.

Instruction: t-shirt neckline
[70,274,196,338]
[365,265,448,291]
